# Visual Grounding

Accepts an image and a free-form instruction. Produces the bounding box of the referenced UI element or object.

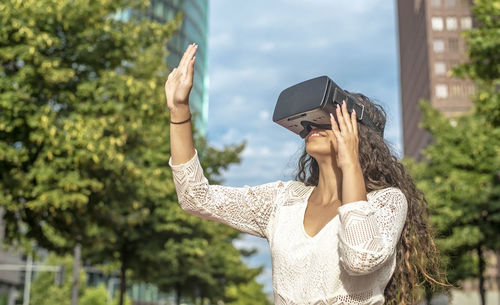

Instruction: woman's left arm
[331,101,407,275]
[337,188,407,275]
[330,101,367,204]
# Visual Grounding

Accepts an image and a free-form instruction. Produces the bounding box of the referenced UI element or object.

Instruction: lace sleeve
[337,187,408,276]
[168,150,284,238]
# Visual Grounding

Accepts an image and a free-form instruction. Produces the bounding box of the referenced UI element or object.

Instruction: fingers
[340,101,353,133]
[180,44,198,72]
[351,109,358,136]
[187,55,196,80]
[330,112,341,136]
[332,100,359,138]
[335,102,348,133]
[178,44,193,69]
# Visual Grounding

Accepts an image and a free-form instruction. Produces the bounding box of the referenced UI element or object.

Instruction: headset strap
[331,88,383,136]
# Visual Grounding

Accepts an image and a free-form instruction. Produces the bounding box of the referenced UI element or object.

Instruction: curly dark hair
[295,92,447,304]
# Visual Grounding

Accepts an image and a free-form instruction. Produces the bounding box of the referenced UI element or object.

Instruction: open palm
[165,43,197,111]
[330,101,360,170]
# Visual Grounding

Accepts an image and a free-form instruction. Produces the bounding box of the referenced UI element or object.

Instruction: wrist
[340,161,362,173]
[170,105,191,121]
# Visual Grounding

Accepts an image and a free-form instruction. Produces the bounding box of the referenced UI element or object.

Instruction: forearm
[341,163,367,204]
[338,188,408,275]
[170,105,195,165]
[166,44,197,165]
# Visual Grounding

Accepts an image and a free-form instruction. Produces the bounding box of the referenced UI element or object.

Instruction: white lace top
[169,151,408,305]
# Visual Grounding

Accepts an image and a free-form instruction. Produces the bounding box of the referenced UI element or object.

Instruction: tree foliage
[0,0,268,303]
[30,254,132,305]
[225,279,272,305]
[403,0,500,300]
[404,106,500,284]
[30,255,87,305]
[0,0,178,251]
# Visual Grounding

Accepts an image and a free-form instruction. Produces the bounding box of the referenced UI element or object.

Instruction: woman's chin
[306,142,335,158]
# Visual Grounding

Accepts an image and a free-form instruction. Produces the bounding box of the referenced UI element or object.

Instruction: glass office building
[149,0,210,136]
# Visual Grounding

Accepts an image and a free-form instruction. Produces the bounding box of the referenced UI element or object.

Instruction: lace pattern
[169,152,408,304]
[337,188,407,276]
[169,150,285,238]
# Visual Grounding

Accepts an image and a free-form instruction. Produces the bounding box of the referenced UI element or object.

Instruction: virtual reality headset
[272,76,382,138]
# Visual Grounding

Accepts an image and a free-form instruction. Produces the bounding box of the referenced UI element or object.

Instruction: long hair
[295,92,447,304]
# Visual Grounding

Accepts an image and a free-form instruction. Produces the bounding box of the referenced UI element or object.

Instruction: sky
[205,0,401,294]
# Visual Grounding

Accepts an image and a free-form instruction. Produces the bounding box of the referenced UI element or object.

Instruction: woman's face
[304,126,338,159]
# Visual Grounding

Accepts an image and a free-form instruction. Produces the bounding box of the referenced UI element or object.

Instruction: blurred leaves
[30,254,132,305]
[0,0,267,303]
[404,0,500,287]
[30,254,87,305]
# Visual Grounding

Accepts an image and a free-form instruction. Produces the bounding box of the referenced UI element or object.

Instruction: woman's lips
[306,130,327,141]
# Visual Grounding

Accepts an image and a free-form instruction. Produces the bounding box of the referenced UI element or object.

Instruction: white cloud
[209,66,281,92]
[258,41,277,52]
[220,128,239,144]
[259,110,270,120]
[210,32,234,49]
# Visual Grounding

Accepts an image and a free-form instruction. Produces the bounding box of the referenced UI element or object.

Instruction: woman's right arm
[166,43,197,165]
[169,152,285,238]
[165,44,284,238]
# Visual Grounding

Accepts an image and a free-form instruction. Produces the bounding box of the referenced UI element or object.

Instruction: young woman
[167,44,444,304]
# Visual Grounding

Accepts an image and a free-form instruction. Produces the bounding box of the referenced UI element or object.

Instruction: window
[436,84,448,98]
[446,17,458,30]
[433,39,445,53]
[449,38,459,53]
[461,16,472,29]
[445,0,456,8]
[450,84,462,97]
[467,84,476,96]
[432,17,444,31]
[431,0,441,7]
[153,1,164,18]
[435,62,446,75]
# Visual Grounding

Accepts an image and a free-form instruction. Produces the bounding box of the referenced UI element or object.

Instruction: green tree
[131,140,272,305]
[30,254,86,305]
[79,285,132,305]
[30,254,131,305]
[404,105,500,282]
[0,1,270,304]
[225,278,272,305]
[0,0,181,304]
[404,1,500,303]
[453,0,500,126]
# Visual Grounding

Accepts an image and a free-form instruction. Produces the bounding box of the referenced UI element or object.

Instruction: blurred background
[0,0,499,304]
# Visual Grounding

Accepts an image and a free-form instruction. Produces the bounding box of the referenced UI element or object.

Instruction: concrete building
[148,0,210,136]
[397,0,475,159]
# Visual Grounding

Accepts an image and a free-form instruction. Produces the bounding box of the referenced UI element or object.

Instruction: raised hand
[329,101,360,171]
[165,43,198,112]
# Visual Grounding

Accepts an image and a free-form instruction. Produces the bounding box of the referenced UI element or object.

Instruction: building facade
[149,0,210,136]
[397,0,475,159]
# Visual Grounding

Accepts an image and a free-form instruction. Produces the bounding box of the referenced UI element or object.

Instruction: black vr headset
[272,76,382,138]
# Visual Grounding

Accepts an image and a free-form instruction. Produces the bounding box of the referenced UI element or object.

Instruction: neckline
[301,187,339,239]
